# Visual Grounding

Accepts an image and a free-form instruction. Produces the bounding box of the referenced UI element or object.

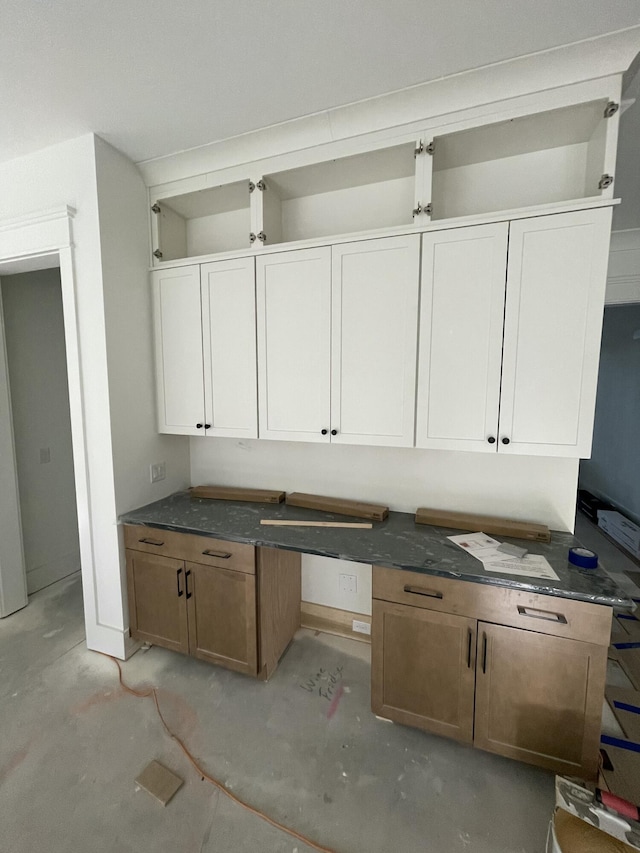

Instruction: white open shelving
[429,99,614,221]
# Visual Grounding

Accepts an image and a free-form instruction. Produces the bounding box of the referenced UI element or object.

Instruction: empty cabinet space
[430,99,615,220]
[152,180,252,261]
[259,142,418,245]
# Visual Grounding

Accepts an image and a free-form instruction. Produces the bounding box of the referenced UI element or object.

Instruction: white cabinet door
[331,236,420,447]
[416,224,508,452]
[152,266,205,435]
[499,207,612,457]
[256,247,331,442]
[201,258,257,438]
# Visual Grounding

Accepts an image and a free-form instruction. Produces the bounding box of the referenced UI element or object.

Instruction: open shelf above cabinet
[152,180,252,261]
[430,99,615,221]
[259,141,418,245]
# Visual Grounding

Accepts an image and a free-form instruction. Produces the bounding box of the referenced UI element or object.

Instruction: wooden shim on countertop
[190,485,285,504]
[261,520,372,529]
[415,507,550,542]
[285,492,388,521]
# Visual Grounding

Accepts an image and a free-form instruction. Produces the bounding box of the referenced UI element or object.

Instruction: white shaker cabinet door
[416,223,508,451]
[331,236,420,447]
[201,258,258,438]
[152,266,205,435]
[256,247,332,442]
[499,207,612,457]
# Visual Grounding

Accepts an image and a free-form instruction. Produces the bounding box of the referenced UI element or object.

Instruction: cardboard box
[554,776,640,851]
[599,511,640,559]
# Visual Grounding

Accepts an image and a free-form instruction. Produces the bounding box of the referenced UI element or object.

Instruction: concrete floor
[1,523,638,853]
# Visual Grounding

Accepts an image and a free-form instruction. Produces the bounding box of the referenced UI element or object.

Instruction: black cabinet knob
[487,436,496,444]
[331,429,338,436]
[196,423,203,429]
[204,424,211,429]
[321,429,328,435]
[501,437,510,445]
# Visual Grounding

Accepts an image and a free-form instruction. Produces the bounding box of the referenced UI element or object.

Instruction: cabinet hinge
[604,101,619,119]
[257,180,267,191]
[248,181,255,193]
[257,231,267,243]
[425,141,435,155]
[152,249,163,259]
[151,203,161,214]
[249,232,257,244]
[414,142,424,158]
[424,202,433,216]
[598,173,614,190]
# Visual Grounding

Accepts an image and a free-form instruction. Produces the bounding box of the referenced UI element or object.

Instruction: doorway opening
[0,264,80,597]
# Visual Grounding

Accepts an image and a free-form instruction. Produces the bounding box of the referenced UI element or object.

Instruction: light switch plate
[150,462,166,483]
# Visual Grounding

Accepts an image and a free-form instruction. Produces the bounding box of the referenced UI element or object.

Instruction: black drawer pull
[482,633,487,674]
[202,549,232,559]
[403,585,443,600]
[176,568,183,597]
[517,605,567,624]
[185,569,192,599]
[467,629,472,668]
[139,537,164,546]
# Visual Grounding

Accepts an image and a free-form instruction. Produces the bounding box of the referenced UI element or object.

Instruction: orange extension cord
[100,653,340,853]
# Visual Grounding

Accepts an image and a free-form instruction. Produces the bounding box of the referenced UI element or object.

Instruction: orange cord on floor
[99,653,340,853]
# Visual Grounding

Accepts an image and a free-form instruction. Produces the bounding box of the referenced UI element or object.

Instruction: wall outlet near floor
[339,573,357,594]
[150,461,166,483]
[352,619,371,636]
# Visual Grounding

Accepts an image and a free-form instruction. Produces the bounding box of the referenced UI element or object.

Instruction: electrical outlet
[339,573,357,594]
[39,447,51,464]
[352,620,371,636]
[150,462,166,483]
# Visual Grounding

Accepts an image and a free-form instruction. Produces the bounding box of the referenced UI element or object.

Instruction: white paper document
[447,532,559,581]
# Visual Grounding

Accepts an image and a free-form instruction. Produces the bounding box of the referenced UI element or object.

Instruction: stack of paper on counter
[447,532,559,581]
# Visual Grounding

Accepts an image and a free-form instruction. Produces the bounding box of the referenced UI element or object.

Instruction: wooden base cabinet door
[372,600,476,743]
[126,551,189,654]
[474,623,607,778]
[186,562,258,676]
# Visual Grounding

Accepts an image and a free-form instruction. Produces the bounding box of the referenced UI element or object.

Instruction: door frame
[0,206,91,617]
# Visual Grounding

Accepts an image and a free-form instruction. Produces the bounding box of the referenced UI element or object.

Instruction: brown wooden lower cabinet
[371,600,476,743]
[371,566,611,778]
[124,524,301,679]
[474,622,607,777]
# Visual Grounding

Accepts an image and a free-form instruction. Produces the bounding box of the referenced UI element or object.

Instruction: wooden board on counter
[286,492,388,521]
[190,485,285,504]
[415,507,550,542]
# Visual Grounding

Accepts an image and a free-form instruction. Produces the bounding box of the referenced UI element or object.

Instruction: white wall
[0,134,190,654]
[191,437,579,612]
[1,268,80,592]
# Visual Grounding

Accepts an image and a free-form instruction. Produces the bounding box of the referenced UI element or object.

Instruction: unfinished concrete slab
[0,572,558,853]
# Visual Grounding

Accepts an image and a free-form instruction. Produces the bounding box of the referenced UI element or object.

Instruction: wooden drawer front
[372,566,611,646]
[124,524,255,574]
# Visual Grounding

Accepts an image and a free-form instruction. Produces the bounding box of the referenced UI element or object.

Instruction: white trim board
[138,26,640,186]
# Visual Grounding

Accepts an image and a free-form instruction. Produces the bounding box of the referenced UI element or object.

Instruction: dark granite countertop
[119,491,633,608]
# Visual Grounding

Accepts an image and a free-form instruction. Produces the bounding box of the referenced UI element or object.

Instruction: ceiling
[2,0,640,167]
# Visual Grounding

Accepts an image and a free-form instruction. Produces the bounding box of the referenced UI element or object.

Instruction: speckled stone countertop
[120,491,632,607]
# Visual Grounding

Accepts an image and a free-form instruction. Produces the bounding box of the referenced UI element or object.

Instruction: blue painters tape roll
[568,546,598,569]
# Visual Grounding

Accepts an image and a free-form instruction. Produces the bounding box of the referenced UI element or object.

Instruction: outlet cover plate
[150,462,166,483]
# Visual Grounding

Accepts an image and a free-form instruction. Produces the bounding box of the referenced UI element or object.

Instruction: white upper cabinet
[152,266,205,435]
[256,248,332,442]
[151,179,253,262]
[201,258,257,438]
[257,141,421,247]
[416,209,612,458]
[416,224,508,451]
[498,207,612,457]
[331,236,420,447]
[428,99,617,222]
